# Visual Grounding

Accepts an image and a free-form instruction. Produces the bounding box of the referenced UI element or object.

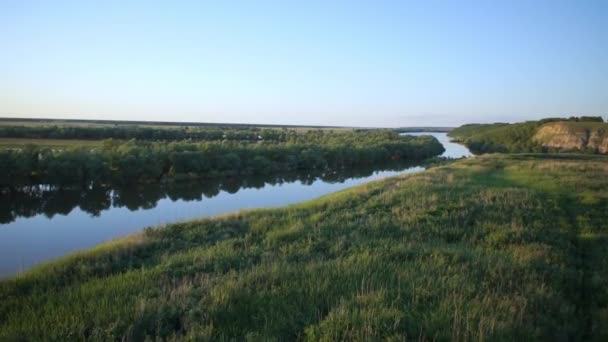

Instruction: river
[0,132,471,278]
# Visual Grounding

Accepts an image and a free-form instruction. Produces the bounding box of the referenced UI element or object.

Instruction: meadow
[0,138,102,149]
[1,154,607,340]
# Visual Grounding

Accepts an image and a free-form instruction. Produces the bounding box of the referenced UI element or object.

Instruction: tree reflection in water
[0,160,422,224]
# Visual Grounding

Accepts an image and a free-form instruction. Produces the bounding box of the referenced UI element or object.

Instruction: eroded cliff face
[533,122,608,153]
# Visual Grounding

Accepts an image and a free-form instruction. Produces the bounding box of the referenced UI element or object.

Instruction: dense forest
[2,154,607,340]
[0,132,444,188]
[449,116,605,154]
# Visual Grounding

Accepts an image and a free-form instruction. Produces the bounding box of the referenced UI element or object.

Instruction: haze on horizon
[1,0,606,127]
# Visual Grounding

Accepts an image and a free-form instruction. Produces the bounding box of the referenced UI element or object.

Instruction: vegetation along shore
[0,130,444,189]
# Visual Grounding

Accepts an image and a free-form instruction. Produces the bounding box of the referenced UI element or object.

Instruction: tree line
[0,124,388,143]
[0,133,444,188]
[0,124,292,142]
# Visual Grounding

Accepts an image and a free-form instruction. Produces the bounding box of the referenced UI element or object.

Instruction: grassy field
[0,138,103,148]
[0,118,356,131]
[1,154,607,340]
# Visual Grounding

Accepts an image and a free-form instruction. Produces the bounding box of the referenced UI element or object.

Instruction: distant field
[0,118,375,147]
[0,117,355,131]
[0,138,103,148]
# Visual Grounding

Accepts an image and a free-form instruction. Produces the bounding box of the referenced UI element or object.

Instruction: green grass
[1,154,608,340]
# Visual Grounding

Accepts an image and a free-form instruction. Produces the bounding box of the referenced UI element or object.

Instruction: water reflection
[0,132,470,278]
[402,132,472,158]
[0,160,421,225]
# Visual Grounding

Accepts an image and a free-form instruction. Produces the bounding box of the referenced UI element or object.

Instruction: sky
[0,0,606,127]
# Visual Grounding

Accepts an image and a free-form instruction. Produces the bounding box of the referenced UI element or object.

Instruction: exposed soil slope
[533,122,608,153]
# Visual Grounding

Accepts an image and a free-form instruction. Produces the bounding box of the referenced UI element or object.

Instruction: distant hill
[449,117,607,154]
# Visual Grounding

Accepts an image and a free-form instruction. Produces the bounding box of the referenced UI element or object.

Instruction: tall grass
[1,154,607,340]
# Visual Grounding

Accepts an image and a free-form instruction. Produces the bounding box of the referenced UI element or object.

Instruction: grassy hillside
[449,122,539,153]
[449,118,607,154]
[2,154,607,340]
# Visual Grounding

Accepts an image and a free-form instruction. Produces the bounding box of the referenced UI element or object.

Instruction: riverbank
[0,133,456,278]
[2,153,607,340]
[0,131,443,188]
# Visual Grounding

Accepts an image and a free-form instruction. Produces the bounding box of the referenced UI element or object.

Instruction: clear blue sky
[1,0,606,127]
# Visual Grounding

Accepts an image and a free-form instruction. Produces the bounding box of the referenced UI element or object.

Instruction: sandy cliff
[533,122,608,153]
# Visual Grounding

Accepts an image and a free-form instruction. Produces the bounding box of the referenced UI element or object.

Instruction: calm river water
[0,132,471,278]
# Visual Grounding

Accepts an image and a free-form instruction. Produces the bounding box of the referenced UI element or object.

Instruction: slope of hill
[450,117,607,154]
[533,122,608,153]
[2,154,607,340]
[448,121,543,153]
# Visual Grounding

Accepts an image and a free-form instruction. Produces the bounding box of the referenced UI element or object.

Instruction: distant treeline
[542,116,604,123]
[0,124,391,143]
[0,125,292,142]
[0,132,444,188]
[449,116,605,154]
